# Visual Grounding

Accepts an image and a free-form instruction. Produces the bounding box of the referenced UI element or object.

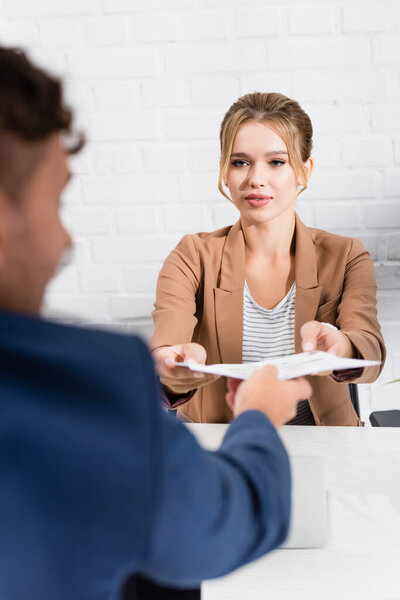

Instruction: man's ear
[0,187,13,267]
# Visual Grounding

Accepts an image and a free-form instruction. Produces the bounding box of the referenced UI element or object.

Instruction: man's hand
[226,366,312,429]
[300,321,355,376]
[152,343,218,394]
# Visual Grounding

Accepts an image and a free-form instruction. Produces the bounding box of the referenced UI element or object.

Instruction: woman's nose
[248,163,266,188]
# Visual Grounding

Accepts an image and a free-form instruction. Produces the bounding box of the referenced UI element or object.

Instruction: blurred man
[0,46,311,600]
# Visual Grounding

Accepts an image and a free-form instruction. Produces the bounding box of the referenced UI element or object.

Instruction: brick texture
[1,0,399,419]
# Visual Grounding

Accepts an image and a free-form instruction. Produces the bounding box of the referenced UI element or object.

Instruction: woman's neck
[241,210,296,261]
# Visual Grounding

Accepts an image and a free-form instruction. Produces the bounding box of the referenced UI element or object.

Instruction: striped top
[242,281,296,364]
[242,281,315,426]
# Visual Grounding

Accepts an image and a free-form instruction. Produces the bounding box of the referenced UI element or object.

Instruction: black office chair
[348,383,400,426]
[123,574,201,599]
[369,410,400,427]
[349,383,360,419]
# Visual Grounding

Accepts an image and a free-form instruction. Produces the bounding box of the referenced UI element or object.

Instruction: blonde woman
[151,93,385,426]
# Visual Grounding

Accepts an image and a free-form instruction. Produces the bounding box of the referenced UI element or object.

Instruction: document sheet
[175,351,380,380]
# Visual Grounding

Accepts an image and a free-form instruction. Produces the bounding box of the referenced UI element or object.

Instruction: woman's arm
[301,238,386,383]
[151,235,217,402]
[334,237,385,382]
[151,235,201,350]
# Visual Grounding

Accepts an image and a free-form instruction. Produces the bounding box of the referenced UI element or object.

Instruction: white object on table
[186,424,400,600]
[282,455,327,549]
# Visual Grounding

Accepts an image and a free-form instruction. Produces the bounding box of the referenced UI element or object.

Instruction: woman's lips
[245,194,273,208]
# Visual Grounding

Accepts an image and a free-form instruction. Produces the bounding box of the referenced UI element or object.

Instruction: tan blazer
[151,214,385,426]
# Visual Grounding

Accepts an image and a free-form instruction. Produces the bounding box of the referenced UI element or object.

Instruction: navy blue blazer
[0,311,291,599]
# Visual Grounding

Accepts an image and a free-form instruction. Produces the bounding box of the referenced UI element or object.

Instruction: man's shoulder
[0,314,160,591]
[0,311,156,404]
[48,319,153,384]
[58,319,148,351]
[25,315,148,354]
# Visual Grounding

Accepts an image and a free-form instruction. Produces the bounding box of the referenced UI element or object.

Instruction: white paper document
[175,351,380,381]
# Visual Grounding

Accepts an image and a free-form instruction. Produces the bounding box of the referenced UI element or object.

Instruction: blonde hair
[218,92,313,200]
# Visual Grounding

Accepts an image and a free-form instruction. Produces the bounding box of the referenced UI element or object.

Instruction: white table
[186,424,400,600]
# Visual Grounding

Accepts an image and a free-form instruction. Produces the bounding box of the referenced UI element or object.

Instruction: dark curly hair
[0,46,84,199]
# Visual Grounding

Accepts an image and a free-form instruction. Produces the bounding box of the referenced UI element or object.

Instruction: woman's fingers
[225,377,242,410]
[301,321,340,353]
[180,342,207,364]
[154,343,206,378]
[227,377,242,393]
[153,343,219,393]
[225,377,242,404]
[301,321,323,351]
[301,321,356,376]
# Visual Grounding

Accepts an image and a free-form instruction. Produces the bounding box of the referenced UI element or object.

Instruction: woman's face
[224,120,311,226]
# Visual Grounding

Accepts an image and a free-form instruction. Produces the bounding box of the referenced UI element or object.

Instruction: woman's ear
[220,159,228,187]
[304,157,314,182]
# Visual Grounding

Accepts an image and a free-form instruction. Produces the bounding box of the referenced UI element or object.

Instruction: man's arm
[138,408,290,587]
[136,349,310,587]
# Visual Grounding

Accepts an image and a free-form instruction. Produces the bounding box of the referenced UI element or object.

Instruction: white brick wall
[289,4,338,34]
[342,2,388,32]
[267,39,370,69]
[235,7,283,37]
[1,0,399,421]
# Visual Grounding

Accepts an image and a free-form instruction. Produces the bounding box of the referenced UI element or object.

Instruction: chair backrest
[123,574,201,599]
[370,410,400,427]
[349,383,360,418]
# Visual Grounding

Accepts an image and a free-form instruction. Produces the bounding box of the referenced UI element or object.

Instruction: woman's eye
[270,160,285,167]
[231,159,249,168]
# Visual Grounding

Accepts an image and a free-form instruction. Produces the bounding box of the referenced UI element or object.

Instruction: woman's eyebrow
[230,150,288,158]
[265,150,288,156]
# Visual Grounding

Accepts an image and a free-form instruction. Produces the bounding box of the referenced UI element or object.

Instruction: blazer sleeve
[335,237,386,383]
[151,234,202,351]
[137,405,291,587]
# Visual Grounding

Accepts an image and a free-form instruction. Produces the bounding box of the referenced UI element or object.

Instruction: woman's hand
[300,320,355,376]
[152,343,218,394]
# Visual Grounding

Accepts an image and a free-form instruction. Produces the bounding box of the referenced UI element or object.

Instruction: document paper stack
[175,351,381,381]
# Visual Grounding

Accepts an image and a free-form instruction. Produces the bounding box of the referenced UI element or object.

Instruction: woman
[151,92,385,426]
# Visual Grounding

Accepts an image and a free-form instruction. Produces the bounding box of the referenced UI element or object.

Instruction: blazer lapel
[214,221,245,364]
[294,213,322,353]
[214,215,323,362]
